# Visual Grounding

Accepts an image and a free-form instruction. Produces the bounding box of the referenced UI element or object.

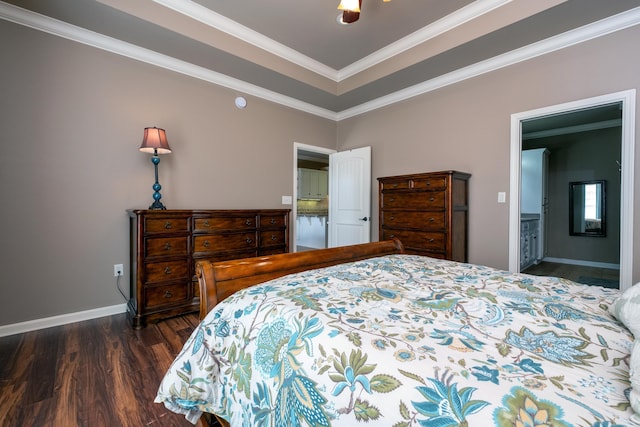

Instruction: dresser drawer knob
[203,240,210,248]
[389,197,395,202]
[270,218,276,224]
[164,221,172,229]
[245,219,253,226]
[426,181,431,186]
[428,238,435,243]
[246,238,253,244]
[164,290,173,298]
[270,234,278,241]
[164,242,172,250]
[203,220,210,227]
[164,266,172,274]
[392,183,398,188]
[389,216,395,220]
[429,197,435,202]
[429,217,435,222]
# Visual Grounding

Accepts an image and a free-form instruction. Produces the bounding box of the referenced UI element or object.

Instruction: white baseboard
[542,257,620,270]
[0,303,128,338]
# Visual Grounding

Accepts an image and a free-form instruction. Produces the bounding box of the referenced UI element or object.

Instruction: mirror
[569,180,606,236]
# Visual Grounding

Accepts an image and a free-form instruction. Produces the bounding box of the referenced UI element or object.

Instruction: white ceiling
[3,0,640,119]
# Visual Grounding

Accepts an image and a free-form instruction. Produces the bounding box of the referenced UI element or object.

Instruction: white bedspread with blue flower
[155,255,635,426]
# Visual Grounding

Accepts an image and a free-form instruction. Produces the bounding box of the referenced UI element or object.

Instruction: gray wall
[2,19,640,326]
[336,25,640,272]
[536,128,621,264]
[0,20,335,326]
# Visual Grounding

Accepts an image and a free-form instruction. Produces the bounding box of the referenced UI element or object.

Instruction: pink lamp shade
[139,127,172,154]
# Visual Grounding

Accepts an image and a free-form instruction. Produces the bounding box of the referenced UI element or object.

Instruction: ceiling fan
[338,0,392,24]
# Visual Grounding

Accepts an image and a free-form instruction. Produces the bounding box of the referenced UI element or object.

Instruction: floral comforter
[156,255,635,426]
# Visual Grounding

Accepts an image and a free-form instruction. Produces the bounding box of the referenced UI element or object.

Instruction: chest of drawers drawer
[381,211,445,230]
[194,215,257,231]
[381,229,445,251]
[260,214,287,228]
[381,191,445,210]
[260,229,286,248]
[144,283,189,309]
[144,260,190,283]
[193,232,258,253]
[145,236,189,258]
[145,217,189,234]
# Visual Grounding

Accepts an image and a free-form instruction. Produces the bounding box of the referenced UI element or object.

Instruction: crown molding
[1,2,640,121]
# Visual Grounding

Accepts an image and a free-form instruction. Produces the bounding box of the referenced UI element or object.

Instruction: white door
[327,146,371,247]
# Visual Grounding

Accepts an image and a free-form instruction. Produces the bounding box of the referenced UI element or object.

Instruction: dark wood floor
[522,261,619,287]
[0,312,211,427]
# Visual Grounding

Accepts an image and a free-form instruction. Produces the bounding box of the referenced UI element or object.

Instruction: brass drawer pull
[389,216,395,220]
[428,238,435,243]
[426,181,431,186]
[164,242,172,250]
[164,290,173,298]
[245,219,253,226]
[270,218,276,224]
[429,217,435,222]
[164,266,172,274]
[246,238,253,244]
[164,221,172,229]
[392,183,398,188]
[270,234,278,241]
[203,240,210,248]
[429,197,435,202]
[203,220,210,227]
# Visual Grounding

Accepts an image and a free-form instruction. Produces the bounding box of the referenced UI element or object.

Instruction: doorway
[293,143,333,252]
[509,90,635,291]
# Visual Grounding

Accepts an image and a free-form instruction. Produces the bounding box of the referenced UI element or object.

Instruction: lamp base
[148,200,167,210]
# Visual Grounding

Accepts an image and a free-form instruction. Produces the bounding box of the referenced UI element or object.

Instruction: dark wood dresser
[378,171,470,262]
[128,209,290,328]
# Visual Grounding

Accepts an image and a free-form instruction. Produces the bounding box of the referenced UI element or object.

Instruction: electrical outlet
[114,264,124,277]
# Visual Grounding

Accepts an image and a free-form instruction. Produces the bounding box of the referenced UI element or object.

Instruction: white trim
[509,89,635,291]
[1,2,640,120]
[0,303,128,337]
[542,257,620,270]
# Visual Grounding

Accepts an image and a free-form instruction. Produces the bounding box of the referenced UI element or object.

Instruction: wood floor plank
[0,313,207,427]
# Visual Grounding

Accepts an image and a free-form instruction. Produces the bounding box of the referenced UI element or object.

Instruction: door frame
[508,89,636,291]
[292,142,336,252]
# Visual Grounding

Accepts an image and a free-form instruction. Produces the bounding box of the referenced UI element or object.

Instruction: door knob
[359,217,369,221]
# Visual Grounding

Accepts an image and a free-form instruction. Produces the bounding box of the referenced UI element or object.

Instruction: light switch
[498,192,506,203]
[282,195,292,205]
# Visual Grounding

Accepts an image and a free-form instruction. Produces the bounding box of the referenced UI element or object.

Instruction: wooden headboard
[195,238,405,319]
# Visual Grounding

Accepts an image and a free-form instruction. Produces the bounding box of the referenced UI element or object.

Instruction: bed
[156,238,640,426]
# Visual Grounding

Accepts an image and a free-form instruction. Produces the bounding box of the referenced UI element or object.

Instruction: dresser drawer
[145,236,189,258]
[381,191,445,210]
[381,229,445,251]
[260,214,287,228]
[379,179,412,191]
[381,211,445,230]
[412,177,447,190]
[144,260,190,283]
[193,215,257,232]
[145,217,189,234]
[145,283,188,309]
[260,229,286,248]
[193,232,258,253]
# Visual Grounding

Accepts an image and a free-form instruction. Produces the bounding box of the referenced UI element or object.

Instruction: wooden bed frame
[195,238,405,319]
[193,238,404,427]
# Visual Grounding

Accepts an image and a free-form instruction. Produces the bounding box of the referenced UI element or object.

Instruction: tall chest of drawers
[378,171,470,262]
[128,209,289,328]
